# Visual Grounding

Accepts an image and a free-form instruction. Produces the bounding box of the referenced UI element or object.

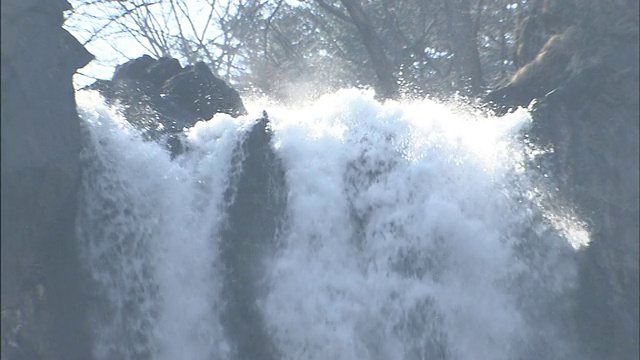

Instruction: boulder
[1,0,93,358]
[87,55,247,156]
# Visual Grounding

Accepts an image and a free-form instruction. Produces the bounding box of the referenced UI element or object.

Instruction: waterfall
[75,89,589,360]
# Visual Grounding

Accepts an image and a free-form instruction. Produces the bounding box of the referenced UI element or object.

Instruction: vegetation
[64,0,534,99]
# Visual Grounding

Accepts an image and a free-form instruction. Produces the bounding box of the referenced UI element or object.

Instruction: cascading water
[75,88,589,360]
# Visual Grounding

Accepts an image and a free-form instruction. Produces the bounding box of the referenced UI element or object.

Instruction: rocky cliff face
[1,0,93,359]
[487,1,639,358]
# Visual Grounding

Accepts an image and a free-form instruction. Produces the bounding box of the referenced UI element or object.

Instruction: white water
[75,89,588,359]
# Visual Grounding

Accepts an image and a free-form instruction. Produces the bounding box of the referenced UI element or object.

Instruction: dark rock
[485,25,577,112]
[528,84,639,360]
[147,57,183,87]
[112,54,157,82]
[86,55,247,156]
[485,1,639,358]
[1,0,93,359]
[219,113,286,360]
[162,61,246,119]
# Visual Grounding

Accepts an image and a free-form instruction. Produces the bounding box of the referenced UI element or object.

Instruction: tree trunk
[337,0,399,99]
[443,0,485,96]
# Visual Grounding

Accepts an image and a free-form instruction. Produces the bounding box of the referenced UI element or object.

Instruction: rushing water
[75,89,589,360]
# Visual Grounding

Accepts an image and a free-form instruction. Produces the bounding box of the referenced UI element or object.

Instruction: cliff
[487,1,639,358]
[1,0,93,359]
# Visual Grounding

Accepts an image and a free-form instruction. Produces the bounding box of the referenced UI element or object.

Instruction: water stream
[75,89,588,359]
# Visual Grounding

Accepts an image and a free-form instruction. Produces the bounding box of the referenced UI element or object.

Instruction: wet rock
[87,55,246,156]
[218,113,286,360]
[485,1,639,358]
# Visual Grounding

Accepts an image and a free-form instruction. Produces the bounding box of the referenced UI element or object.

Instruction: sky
[64,0,224,89]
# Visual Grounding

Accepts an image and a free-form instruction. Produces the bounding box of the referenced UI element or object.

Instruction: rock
[162,61,246,119]
[529,82,639,360]
[486,1,639,358]
[218,113,286,360]
[87,55,247,156]
[1,0,93,359]
[112,54,157,82]
[486,0,639,112]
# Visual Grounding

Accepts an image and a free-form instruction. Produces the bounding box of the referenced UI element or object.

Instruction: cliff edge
[1,0,93,358]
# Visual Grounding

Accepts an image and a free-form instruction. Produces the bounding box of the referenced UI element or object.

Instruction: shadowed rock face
[486,1,639,358]
[87,55,247,156]
[219,114,287,360]
[1,0,93,359]
[486,0,638,111]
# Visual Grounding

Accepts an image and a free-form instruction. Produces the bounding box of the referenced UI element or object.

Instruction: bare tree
[443,0,485,95]
[65,0,526,97]
[334,0,398,98]
[65,0,248,83]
